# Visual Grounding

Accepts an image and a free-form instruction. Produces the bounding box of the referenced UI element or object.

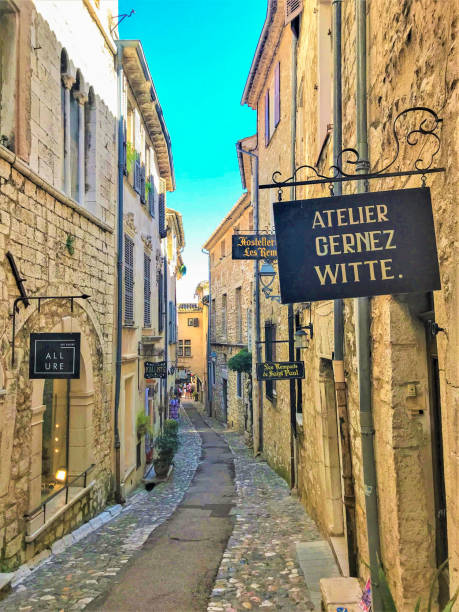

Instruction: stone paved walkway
[203,415,322,611]
[1,409,201,611]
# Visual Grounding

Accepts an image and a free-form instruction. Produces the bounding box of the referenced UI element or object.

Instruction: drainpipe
[332,0,358,577]
[355,1,383,608]
[288,18,299,490]
[236,144,262,452]
[202,247,212,416]
[163,255,168,422]
[114,42,127,504]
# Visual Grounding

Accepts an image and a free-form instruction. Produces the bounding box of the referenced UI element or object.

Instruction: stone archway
[29,316,95,514]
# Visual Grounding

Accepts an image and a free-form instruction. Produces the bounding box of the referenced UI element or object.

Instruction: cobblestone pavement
[2,409,201,611]
[203,416,322,611]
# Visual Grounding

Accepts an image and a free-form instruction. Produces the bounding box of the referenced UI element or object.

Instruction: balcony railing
[25,464,95,526]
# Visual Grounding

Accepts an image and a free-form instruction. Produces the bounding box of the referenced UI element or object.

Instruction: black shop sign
[232,234,277,260]
[29,333,81,379]
[256,361,305,381]
[273,187,440,303]
[144,361,167,379]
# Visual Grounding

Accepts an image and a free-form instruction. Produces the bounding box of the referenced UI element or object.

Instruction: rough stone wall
[29,12,116,225]
[208,197,253,428]
[248,0,458,607]
[252,25,295,484]
[0,154,115,568]
[338,0,458,606]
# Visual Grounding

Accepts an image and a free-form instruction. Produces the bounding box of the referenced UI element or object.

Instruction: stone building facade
[204,192,254,433]
[0,0,118,569]
[177,288,208,400]
[118,40,176,496]
[241,0,459,608]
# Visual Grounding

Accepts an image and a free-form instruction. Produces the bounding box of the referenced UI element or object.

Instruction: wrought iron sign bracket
[259,107,445,194]
[11,294,90,367]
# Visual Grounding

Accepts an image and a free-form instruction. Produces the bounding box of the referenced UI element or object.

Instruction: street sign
[232,234,277,259]
[273,187,440,303]
[29,333,80,379]
[256,361,305,381]
[144,360,167,379]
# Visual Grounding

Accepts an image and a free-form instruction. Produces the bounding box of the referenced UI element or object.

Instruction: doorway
[422,308,449,606]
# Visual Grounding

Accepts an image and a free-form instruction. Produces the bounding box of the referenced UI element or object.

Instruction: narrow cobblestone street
[1,405,331,611]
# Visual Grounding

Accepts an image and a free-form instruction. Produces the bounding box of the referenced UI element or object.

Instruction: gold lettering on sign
[311,201,402,287]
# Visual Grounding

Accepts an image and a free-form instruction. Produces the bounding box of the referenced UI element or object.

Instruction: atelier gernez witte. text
[311,204,399,285]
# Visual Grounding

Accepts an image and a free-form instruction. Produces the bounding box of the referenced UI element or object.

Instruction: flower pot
[153,458,170,479]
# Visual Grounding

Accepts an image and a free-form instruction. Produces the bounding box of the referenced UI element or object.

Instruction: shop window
[41,379,68,501]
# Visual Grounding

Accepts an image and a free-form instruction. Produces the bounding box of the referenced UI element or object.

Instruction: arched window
[60,49,69,192]
[84,87,97,214]
[70,72,81,202]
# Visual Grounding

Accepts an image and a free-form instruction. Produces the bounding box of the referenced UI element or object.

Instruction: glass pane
[42,379,68,501]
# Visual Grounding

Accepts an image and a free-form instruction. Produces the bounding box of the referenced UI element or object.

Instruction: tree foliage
[228,348,252,374]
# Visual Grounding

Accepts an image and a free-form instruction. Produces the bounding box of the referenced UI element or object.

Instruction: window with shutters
[211,298,216,341]
[265,322,276,400]
[158,269,164,332]
[168,301,177,344]
[184,340,191,357]
[134,153,141,194]
[148,176,155,217]
[285,0,303,24]
[236,287,242,343]
[193,318,199,327]
[124,236,134,325]
[264,63,281,146]
[144,253,151,328]
[188,318,194,327]
[140,163,146,204]
[236,371,243,398]
[178,340,183,357]
[221,294,227,338]
[159,192,166,238]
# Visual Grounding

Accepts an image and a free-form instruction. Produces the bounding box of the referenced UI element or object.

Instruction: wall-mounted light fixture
[259,262,282,303]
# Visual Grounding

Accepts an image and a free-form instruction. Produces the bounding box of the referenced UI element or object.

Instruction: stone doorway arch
[29,316,95,515]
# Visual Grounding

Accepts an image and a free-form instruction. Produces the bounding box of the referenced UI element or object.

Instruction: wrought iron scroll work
[270,107,443,187]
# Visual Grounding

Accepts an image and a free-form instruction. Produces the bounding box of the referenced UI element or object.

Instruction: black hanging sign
[273,187,441,304]
[29,333,81,379]
[144,360,167,379]
[256,361,305,381]
[232,234,277,260]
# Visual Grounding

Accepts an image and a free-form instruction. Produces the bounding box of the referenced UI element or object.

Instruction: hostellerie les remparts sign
[232,234,277,260]
[273,187,440,303]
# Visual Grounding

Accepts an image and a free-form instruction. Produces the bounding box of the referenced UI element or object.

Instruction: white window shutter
[285,0,303,24]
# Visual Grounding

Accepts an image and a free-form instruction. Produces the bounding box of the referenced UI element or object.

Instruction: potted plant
[136,412,152,438]
[153,421,179,478]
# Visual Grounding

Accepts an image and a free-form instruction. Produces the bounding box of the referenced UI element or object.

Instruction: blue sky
[119,0,266,301]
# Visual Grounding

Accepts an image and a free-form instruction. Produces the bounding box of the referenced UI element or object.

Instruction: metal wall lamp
[259,262,282,303]
[294,324,314,350]
[11,294,90,366]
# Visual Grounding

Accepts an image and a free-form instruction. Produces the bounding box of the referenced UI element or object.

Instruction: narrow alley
[1,405,336,611]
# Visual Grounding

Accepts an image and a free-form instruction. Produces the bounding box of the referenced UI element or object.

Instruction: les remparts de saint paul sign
[273,187,440,304]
